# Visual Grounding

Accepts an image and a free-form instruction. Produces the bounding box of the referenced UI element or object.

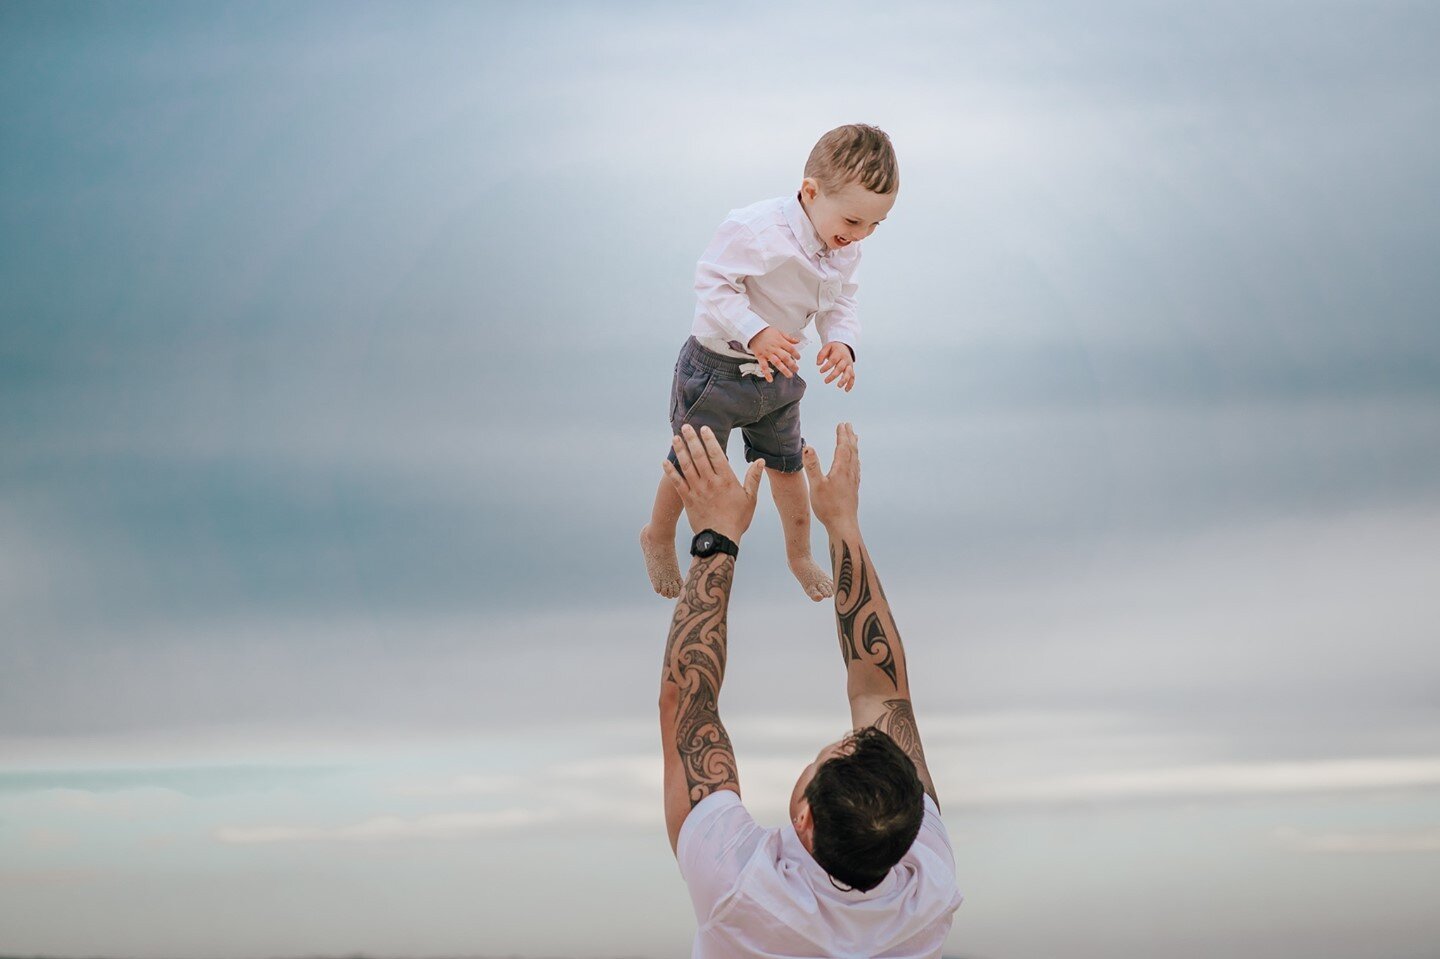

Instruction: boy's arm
[695,219,801,379]
[694,219,776,353]
[802,425,939,809]
[659,426,767,853]
[813,248,861,362]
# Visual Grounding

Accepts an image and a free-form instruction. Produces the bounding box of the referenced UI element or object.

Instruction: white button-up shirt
[677,791,963,959]
[691,193,862,360]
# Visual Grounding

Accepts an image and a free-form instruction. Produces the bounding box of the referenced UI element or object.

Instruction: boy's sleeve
[815,248,861,360]
[694,219,774,350]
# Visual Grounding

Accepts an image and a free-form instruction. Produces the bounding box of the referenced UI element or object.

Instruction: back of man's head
[803,726,925,892]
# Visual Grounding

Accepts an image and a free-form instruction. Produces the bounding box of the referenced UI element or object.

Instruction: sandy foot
[641,525,682,599]
[789,555,834,602]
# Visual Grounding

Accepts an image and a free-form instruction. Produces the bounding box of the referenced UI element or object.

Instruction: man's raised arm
[658,425,766,853]
[802,424,939,809]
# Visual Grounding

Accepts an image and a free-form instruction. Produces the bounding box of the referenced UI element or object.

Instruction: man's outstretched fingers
[661,457,691,496]
[680,424,714,478]
[699,425,729,473]
[671,432,699,479]
[830,422,853,472]
[802,444,824,484]
[742,459,766,498]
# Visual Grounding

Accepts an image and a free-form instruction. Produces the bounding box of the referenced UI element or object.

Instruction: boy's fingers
[757,355,773,382]
[742,459,765,498]
[680,425,713,478]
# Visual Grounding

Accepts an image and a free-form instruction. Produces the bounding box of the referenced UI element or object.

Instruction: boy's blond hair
[804,124,899,195]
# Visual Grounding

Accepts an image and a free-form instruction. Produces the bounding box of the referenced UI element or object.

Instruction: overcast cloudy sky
[3,2,1439,958]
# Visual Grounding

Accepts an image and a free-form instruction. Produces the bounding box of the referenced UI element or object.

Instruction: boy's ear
[799,177,820,201]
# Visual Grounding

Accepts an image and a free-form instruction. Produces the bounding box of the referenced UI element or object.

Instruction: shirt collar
[784,191,829,260]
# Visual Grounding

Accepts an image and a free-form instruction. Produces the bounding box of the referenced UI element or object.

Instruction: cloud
[215,807,555,844]
[3,786,191,820]
[1273,826,1440,854]
[954,757,1440,807]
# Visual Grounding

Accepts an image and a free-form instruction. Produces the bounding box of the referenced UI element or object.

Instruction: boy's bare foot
[641,524,683,599]
[789,555,834,602]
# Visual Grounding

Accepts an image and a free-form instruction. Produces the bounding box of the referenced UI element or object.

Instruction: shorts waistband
[680,336,757,377]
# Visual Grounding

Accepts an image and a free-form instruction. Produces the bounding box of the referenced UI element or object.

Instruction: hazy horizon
[3,2,1438,958]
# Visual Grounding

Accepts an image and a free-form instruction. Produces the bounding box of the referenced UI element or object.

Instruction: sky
[2,1,1438,957]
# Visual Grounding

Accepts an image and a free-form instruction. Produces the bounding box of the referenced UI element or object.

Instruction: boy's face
[799,178,896,251]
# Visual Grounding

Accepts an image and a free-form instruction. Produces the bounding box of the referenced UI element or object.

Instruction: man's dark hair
[803,726,925,892]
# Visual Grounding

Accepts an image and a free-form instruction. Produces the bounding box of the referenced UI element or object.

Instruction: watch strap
[690,528,740,559]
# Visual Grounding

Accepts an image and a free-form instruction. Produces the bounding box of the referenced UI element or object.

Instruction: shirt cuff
[731,311,770,351]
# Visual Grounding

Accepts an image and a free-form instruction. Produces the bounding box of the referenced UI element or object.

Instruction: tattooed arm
[658,424,766,853]
[803,424,940,810]
[660,553,739,852]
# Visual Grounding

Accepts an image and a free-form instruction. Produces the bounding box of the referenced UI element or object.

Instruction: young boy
[641,124,898,600]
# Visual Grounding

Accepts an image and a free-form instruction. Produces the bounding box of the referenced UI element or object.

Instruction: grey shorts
[667,336,807,473]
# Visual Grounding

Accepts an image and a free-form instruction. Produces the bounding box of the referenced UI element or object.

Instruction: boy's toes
[790,556,834,603]
[641,525,682,600]
[807,576,835,602]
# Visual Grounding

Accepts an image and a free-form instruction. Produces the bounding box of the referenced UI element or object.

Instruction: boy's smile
[798,178,897,251]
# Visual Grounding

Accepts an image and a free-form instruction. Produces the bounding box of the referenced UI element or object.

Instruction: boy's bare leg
[767,466,834,601]
[641,475,686,598]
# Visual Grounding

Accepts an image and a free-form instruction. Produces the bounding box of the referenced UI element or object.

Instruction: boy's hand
[747,327,802,382]
[802,422,861,534]
[663,424,766,543]
[817,342,856,392]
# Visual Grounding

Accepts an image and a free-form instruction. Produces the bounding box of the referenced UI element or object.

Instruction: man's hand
[746,326,802,382]
[663,424,766,542]
[802,422,861,534]
[817,342,856,392]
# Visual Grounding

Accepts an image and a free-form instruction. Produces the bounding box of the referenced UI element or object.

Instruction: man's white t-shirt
[676,790,963,959]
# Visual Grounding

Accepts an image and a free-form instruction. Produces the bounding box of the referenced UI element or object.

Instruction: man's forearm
[828,526,910,703]
[661,554,737,804]
[828,526,939,806]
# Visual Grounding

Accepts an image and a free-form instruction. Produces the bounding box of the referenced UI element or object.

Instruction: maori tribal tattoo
[877,698,938,807]
[663,556,739,806]
[833,541,899,689]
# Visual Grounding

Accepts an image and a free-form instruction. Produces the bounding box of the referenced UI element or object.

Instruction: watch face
[697,533,715,553]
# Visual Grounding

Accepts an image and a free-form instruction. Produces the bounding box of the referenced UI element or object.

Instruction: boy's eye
[845,218,859,225]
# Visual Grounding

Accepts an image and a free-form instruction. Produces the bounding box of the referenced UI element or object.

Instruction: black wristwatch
[690,529,740,559]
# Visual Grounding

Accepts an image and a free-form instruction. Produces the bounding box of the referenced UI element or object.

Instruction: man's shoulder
[676,789,765,876]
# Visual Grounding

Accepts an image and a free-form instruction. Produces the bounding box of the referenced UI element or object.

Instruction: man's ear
[793,801,816,851]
